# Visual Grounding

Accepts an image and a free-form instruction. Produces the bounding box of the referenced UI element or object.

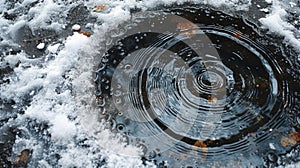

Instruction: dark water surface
[96,6,300,167]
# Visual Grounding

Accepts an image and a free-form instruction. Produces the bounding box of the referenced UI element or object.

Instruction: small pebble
[36,43,45,50]
[72,24,81,31]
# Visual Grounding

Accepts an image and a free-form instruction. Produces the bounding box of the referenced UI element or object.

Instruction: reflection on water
[96,7,300,167]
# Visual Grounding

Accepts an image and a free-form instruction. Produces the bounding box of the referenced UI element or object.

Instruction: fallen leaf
[281,136,297,147]
[77,30,91,37]
[14,149,31,166]
[93,5,106,12]
[193,140,208,162]
[207,95,218,103]
[194,140,207,148]
[177,21,197,38]
[289,131,300,141]
[233,31,242,39]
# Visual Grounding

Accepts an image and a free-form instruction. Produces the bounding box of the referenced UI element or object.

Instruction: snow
[94,5,131,25]
[72,24,80,31]
[36,43,45,50]
[8,20,27,40]
[265,0,273,4]
[269,143,276,150]
[27,0,67,31]
[260,8,269,13]
[72,24,81,31]
[47,43,60,53]
[50,114,77,141]
[0,0,299,167]
[259,2,300,59]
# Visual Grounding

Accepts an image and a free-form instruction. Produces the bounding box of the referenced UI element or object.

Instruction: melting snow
[259,1,300,59]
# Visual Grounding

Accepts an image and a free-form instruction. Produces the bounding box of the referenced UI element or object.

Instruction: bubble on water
[124,64,132,71]
[267,152,278,162]
[148,150,157,159]
[114,90,122,97]
[117,124,125,131]
[96,98,105,107]
[137,144,148,154]
[115,98,122,105]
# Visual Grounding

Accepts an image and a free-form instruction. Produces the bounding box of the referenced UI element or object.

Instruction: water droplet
[148,151,156,159]
[117,124,125,131]
[296,116,300,124]
[115,98,122,104]
[116,83,122,89]
[102,58,109,63]
[124,64,132,70]
[137,144,148,154]
[113,89,121,96]
[95,90,102,97]
[267,152,278,162]
[96,98,105,107]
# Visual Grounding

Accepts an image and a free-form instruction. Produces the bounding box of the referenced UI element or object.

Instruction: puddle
[96,6,300,167]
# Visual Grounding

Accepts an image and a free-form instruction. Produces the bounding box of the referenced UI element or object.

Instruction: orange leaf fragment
[233,31,242,39]
[193,140,208,162]
[14,149,31,166]
[77,30,91,37]
[194,140,207,148]
[281,136,297,147]
[289,131,300,141]
[207,95,218,103]
[93,5,106,12]
[177,21,197,38]
[177,22,194,30]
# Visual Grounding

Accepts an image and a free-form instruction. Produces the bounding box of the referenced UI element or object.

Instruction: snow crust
[259,1,300,59]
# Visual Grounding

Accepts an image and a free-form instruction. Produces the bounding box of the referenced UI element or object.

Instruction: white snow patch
[27,0,66,31]
[47,43,61,53]
[50,114,77,141]
[8,20,27,40]
[260,8,269,13]
[95,5,131,25]
[37,43,45,50]
[72,24,81,31]
[259,3,300,58]
[269,143,276,150]
[265,0,273,4]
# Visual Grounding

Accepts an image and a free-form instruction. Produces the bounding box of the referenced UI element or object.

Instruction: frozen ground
[0,0,299,167]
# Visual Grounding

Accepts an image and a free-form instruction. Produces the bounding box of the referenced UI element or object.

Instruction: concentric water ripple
[96,7,300,167]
